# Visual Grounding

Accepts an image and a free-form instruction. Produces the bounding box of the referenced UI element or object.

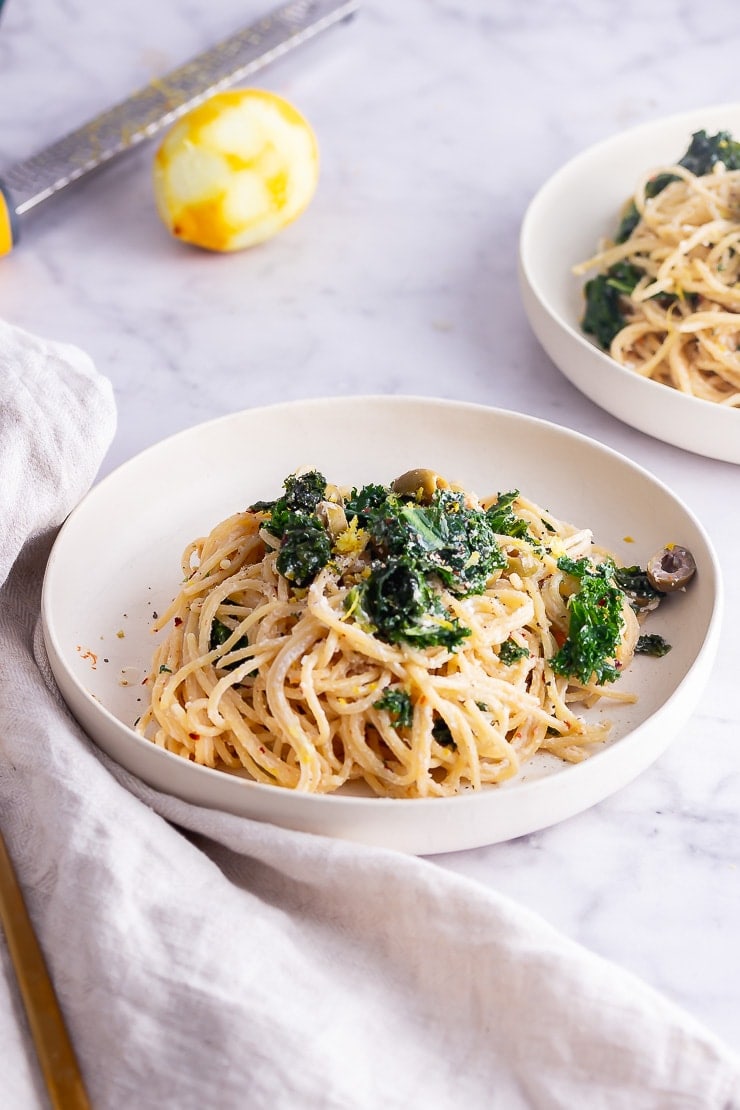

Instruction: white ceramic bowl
[41,397,721,855]
[519,103,740,464]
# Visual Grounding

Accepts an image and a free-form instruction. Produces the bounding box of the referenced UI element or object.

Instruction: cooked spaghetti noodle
[137,470,651,798]
[575,139,740,405]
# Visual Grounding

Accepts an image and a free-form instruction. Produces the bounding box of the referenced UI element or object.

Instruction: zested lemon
[153,88,319,252]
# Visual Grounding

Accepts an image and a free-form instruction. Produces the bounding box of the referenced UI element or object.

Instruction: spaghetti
[575,130,740,405]
[137,469,658,799]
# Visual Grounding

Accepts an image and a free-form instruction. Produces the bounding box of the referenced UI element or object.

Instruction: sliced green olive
[391,468,448,502]
[646,545,697,592]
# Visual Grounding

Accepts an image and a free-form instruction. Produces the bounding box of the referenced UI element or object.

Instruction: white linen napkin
[1,317,739,1110]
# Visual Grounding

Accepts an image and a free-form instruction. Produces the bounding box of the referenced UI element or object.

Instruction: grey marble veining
[1,0,738,1051]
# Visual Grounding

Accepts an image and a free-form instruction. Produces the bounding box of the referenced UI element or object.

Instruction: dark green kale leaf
[373,687,414,728]
[582,262,644,349]
[209,617,250,671]
[210,617,245,651]
[343,483,391,524]
[351,558,471,650]
[613,564,665,612]
[635,633,672,657]
[343,480,514,649]
[615,205,641,246]
[345,485,506,597]
[398,490,507,595]
[679,129,740,175]
[266,470,328,538]
[498,638,530,665]
[551,557,625,685]
[603,261,645,295]
[276,517,332,588]
[254,472,332,588]
[432,717,455,748]
[343,485,412,562]
[486,490,532,541]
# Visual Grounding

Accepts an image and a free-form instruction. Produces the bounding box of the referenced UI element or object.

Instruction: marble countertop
[2,0,739,1058]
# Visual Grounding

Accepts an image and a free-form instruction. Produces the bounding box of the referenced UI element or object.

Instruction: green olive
[390,468,448,502]
[646,545,697,592]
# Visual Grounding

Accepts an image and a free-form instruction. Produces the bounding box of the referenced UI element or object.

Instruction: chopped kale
[582,262,643,349]
[209,617,250,670]
[343,483,391,525]
[551,557,625,685]
[614,564,665,612]
[265,470,328,538]
[556,555,591,578]
[373,687,414,728]
[352,558,471,650]
[499,638,530,665]
[679,129,740,175]
[210,617,238,649]
[486,490,531,540]
[635,633,672,657]
[276,517,332,587]
[256,471,332,588]
[615,206,639,246]
[603,261,644,295]
[346,485,506,596]
[339,481,513,649]
[402,490,507,594]
[348,488,408,559]
[432,717,455,747]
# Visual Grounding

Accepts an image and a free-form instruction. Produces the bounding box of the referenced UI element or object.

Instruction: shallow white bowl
[519,103,740,463]
[42,397,721,855]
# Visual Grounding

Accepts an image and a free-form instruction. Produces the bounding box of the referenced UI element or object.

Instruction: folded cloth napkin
[1,318,739,1110]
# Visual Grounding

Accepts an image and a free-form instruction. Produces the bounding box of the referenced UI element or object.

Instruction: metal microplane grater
[0,0,358,255]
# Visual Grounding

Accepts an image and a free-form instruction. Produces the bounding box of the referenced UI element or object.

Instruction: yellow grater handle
[0,180,18,255]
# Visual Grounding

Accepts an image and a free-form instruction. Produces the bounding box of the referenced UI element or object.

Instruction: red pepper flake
[76,645,98,670]
[259,746,266,753]
[188,732,200,740]
[174,617,183,627]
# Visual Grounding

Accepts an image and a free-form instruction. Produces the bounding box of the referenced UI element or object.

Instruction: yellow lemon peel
[153,88,319,252]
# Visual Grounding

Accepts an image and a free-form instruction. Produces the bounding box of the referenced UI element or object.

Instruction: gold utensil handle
[0,832,90,1109]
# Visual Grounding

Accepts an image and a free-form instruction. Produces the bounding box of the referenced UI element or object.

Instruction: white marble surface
[1,0,739,1058]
